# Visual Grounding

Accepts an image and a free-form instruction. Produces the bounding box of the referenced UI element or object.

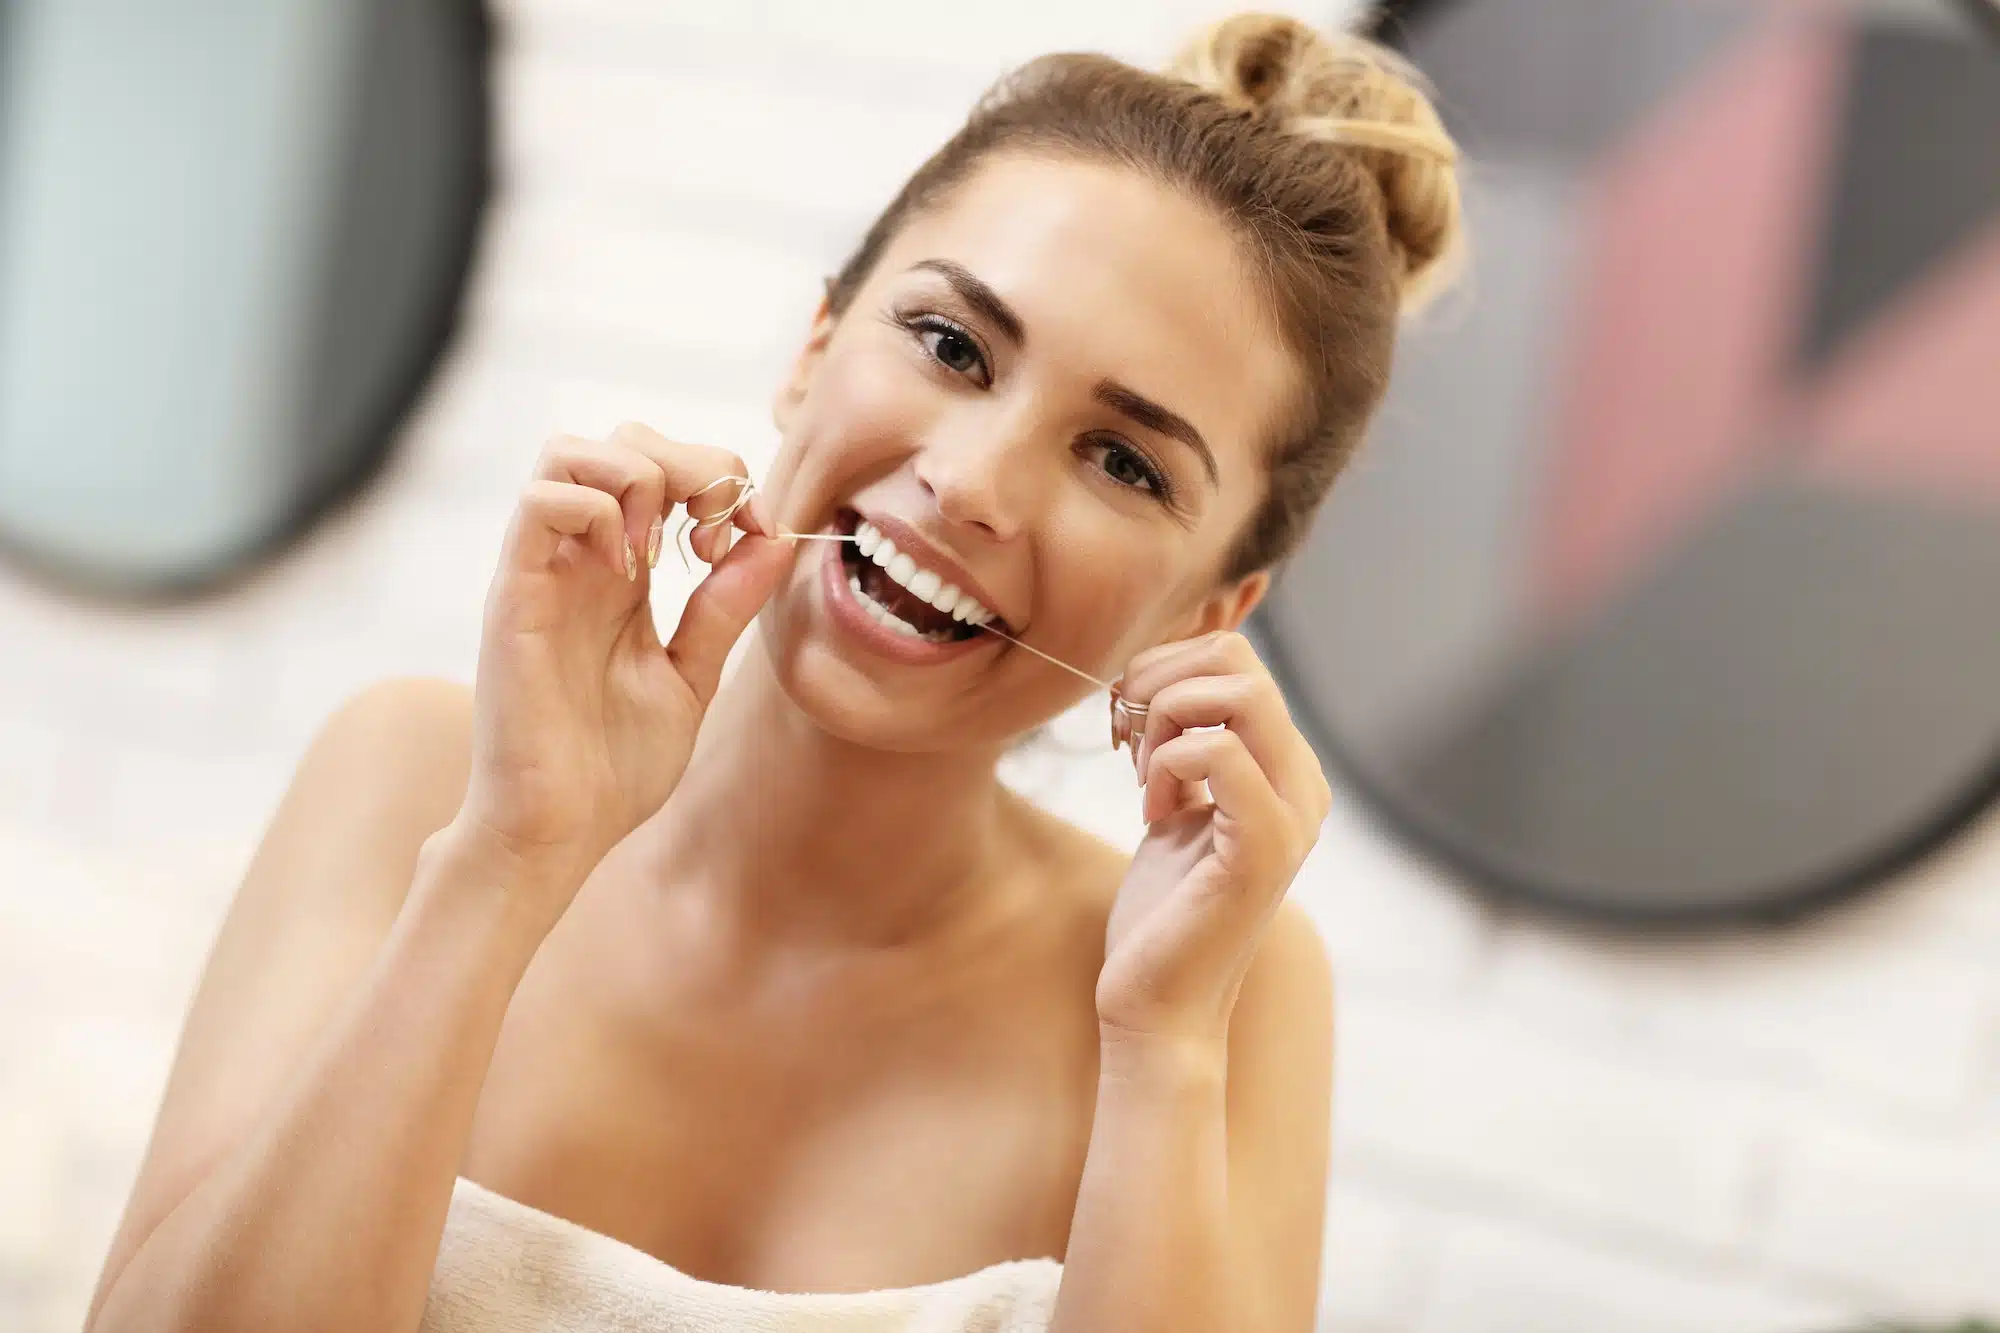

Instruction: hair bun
[1167,12,1465,312]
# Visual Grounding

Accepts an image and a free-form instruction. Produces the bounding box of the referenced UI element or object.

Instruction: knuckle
[520,477,564,508]
[631,456,669,493]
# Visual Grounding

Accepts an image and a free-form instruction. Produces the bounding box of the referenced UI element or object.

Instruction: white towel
[421,1176,1062,1333]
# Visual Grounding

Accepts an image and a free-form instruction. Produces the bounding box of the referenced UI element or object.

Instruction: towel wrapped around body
[421,1176,1062,1333]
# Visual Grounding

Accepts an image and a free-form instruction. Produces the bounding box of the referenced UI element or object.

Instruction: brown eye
[919,323,984,378]
[1082,438,1168,499]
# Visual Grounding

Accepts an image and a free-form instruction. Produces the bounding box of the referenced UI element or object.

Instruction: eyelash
[894,310,992,387]
[1079,437,1172,502]
[889,307,1178,506]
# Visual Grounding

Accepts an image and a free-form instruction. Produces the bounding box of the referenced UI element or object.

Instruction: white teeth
[849,517,997,628]
[848,564,930,638]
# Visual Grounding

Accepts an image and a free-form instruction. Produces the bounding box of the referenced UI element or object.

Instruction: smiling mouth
[833,508,1010,645]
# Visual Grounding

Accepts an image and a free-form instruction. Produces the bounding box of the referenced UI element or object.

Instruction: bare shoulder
[275,676,475,850]
[1236,899,1334,1036]
[91,678,476,1308]
[1224,900,1334,1331]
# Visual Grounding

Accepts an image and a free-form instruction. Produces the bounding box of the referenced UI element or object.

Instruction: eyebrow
[909,259,1025,347]
[1094,380,1219,488]
[908,257,1218,489]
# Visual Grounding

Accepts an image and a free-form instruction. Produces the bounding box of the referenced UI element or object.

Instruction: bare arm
[81,682,562,1333]
[1054,905,1334,1333]
[1053,629,1338,1332]
[84,424,790,1333]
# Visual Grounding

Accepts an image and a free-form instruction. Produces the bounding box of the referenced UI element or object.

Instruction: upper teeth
[853,520,994,626]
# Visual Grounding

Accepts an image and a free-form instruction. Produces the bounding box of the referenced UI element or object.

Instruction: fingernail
[646,516,663,568]
[749,492,778,538]
[624,535,638,582]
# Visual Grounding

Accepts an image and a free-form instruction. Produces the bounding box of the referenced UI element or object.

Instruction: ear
[1183,568,1271,638]
[772,289,839,434]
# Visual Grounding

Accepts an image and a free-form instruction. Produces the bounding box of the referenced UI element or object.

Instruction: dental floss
[678,474,1146,720]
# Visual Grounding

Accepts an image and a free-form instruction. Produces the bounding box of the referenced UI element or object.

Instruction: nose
[913,408,1048,543]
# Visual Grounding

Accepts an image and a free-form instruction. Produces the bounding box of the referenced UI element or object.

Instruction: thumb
[664,534,794,706]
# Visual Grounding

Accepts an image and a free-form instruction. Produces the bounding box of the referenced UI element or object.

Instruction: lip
[849,510,1015,633]
[817,537,999,667]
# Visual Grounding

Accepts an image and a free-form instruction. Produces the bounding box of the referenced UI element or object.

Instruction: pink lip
[816,538,998,667]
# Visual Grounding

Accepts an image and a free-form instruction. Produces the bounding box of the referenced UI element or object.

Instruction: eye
[907,315,990,385]
[1082,437,1170,499]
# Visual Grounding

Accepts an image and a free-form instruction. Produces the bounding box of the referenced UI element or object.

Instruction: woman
[86,13,1462,1333]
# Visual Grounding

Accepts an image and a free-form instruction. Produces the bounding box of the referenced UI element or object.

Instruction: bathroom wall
[0,2,1995,1330]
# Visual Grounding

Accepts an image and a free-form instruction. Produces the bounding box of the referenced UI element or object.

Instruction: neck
[639,639,1018,948]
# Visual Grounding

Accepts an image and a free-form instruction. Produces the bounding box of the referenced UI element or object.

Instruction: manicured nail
[624,535,638,581]
[646,515,663,568]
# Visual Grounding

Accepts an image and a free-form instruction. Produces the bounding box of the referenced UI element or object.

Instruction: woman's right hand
[445,422,793,923]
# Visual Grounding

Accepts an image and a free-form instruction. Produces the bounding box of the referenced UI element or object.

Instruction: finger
[510,479,629,576]
[1134,673,1325,819]
[1142,729,1290,858]
[537,436,669,570]
[664,534,794,707]
[1135,674,1270,780]
[605,422,769,537]
[1121,629,1261,707]
[689,519,736,567]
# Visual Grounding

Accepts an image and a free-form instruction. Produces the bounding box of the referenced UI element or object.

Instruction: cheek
[770,340,930,519]
[1034,507,1192,667]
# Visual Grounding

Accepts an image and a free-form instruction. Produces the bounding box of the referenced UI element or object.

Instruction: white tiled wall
[3,3,1997,1331]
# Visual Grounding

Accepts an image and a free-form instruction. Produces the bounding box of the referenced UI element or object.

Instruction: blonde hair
[1168,13,1465,314]
[826,11,1467,575]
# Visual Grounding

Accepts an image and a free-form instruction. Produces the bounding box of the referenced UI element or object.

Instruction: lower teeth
[848,572,960,643]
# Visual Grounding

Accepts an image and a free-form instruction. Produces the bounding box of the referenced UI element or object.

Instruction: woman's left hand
[1096,630,1333,1046]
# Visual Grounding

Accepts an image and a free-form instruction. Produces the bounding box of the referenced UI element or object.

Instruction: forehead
[875,153,1296,478]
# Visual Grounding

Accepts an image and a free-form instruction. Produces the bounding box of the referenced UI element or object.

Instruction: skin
[84,152,1336,1333]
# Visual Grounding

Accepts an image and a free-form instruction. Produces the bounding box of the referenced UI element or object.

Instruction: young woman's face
[759,153,1296,751]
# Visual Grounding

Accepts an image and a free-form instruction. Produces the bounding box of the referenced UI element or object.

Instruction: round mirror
[1258,0,2000,923]
[0,0,490,594]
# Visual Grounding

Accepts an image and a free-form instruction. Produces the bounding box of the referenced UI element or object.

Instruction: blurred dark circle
[1258,0,2000,926]
[0,0,490,598]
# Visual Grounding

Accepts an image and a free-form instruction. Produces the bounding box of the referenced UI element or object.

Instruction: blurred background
[0,1,1995,1331]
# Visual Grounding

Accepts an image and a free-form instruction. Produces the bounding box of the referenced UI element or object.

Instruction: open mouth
[832,508,1010,646]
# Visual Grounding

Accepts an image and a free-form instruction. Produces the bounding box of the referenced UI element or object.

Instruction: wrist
[412,818,585,945]
[1097,1022,1229,1092]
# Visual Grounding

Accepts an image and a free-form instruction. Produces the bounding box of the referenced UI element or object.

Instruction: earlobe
[1225,570,1271,629]
[1188,570,1271,638]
